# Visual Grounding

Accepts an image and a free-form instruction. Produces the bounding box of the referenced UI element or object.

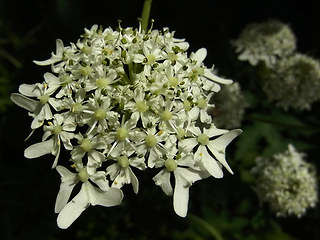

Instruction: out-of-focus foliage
[1,0,320,240]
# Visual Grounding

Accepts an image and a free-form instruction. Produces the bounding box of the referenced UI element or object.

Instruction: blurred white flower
[232,20,296,67]
[262,53,320,111]
[252,144,318,218]
[212,82,247,129]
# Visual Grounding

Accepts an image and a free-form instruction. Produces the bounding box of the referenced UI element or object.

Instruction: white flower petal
[207,129,242,174]
[52,141,61,168]
[55,181,77,213]
[33,58,57,66]
[200,109,211,123]
[177,154,195,167]
[71,147,85,162]
[203,127,228,138]
[187,125,201,136]
[55,166,78,213]
[202,80,221,92]
[204,69,233,84]
[60,132,74,150]
[49,98,63,111]
[128,167,139,194]
[179,138,198,152]
[173,167,210,217]
[34,39,64,65]
[10,93,38,112]
[90,171,110,191]
[153,169,173,196]
[24,138,54,159]
[188,107,200,121]
[129,156,147,170]
[191,48,207,64]
[148,148,162,168]
[196,146,223,178]
[18,83,39,97]
[44,72,60,86]
[173,172,189,217]
[106,163,121,180]
[56,165,77,181]
[42,103,53,120]
[57,183,89,229]
[176,42,189,51]
[87,182,123,207]
[87,150,105,174]
[111,168,130,189]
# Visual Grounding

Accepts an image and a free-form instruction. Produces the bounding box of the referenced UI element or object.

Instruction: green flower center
[165,158,177,172]
[168,77,179,88]
[197,98,207,109]
[116,127,128,141]
[53,125,63,135]
[94,108,106,120]
[196,67,204,75]
[38,94,49,104]
[81,138,92,152]
[78,168,89,182]
[118,156,130,168]
[81,46,91,54]
[136,100,148,112]
[96,78,109,88]
[167,52,178,61]
[72,102,82,113]
[160,110,172,121]
[80,66,92,76]
[146,54,156,64]
[197,134,209,145]
[145,134,158,147]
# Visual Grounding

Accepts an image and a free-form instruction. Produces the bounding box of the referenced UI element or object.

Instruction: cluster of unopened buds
[11,23,242,229]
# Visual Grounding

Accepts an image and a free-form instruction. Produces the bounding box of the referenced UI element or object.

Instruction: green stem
[141,0,153,33]
[189,214,224,240]
[128,62,134,84]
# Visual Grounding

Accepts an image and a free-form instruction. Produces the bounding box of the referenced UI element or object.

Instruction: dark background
[1,0,320,239]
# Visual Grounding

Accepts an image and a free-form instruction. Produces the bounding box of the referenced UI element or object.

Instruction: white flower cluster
[11,24,242,229]
[211,82,247,129]
[232,20,296,67]
[251,145,318,218]
[262,53,320,111]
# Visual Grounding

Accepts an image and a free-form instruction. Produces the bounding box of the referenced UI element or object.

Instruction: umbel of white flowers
[232,20,296,67]
[262,53,320,111]
[251,144,318,218]
[11,23,242,229]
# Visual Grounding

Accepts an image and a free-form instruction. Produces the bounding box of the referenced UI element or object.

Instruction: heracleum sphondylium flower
[261,53,320,111]
[11,23,242,228]
[251,145,318,218]
[232,20,296,67]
